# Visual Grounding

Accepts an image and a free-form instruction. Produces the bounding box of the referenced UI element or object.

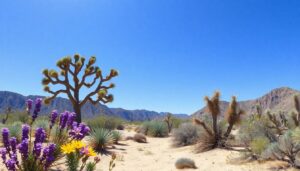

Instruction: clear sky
[1,0,300,114]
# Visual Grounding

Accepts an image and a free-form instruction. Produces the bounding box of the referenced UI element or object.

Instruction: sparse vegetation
[172,123,201,147]
[138,121,168,137]
[111,130,122,144]
[86,115,124,130]
[175,158,197,169]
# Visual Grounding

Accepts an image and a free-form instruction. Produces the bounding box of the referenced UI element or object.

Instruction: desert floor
[0,129,297,171]
[80,130,296,171]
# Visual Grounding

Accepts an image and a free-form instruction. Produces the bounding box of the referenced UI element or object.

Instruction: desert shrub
[194,93,245,152]
[148,121,169,137]
[116,124,125,130]
[137,121,151,135]
[175,158,197,169]
[250,137,270,156]
[172,123,201,147]
[7,121,22,142]
[88,128,114,152]
[87,116,124,130]
[33,119,50,133]
[111,130,122,144]
[133,133,147,143]
[262,130,300,168]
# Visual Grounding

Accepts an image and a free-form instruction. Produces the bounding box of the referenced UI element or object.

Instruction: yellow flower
[71,140,85,149]
[87,147,96,157]
[61,144,75,154]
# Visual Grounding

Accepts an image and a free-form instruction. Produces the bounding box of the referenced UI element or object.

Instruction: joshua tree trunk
[224,123,233,140]
[74,104,82,123]
[212,115,219,147]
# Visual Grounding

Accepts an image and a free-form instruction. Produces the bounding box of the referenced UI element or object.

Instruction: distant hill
[192,87,300,117]
[0,91,189,121]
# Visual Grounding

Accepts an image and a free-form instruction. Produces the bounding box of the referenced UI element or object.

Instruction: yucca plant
[111,131,122,144]
[148,121,169,137]
[89,128,114,152]
[194,92,245,152]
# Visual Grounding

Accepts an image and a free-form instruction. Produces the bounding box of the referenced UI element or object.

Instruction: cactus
[42,54,118,122]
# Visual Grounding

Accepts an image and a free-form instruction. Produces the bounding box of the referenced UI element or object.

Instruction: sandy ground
[84,130,297,171]
[0,129,298,171]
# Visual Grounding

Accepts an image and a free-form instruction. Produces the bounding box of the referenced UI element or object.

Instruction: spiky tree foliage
[164,113,174,133]
[292,95,300,126]
[266,111,288,135]
[194,92,244,151]
[224,96,245,139]
[42,54,118,122]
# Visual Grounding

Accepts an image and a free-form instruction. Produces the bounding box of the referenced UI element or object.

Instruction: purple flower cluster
[69,122,90,140]
[21,124,30,141]
[59,111,76,130]
[0,125,57,171]
[1,129,19,171]
[49,110,58,129]
[32,98,42,122]
[26,99,33,113]
[18,139,29,158]
[26,98,43,123]
[2,128,10,151]
[41,143,56,169]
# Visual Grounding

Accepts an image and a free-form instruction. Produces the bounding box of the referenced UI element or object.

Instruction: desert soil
[0,129,297,171]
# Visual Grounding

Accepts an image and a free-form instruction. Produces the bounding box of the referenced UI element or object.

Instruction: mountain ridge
[0,91,189,121]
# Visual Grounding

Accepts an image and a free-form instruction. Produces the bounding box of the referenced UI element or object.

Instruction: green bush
[7,122,22,142]
[172,123,201,147]
[148,121,169,137]
[250,137,270,155]
[86,116,124,130]
[111,130,122,144]
[88,128,114,152]
[33,119,50,133]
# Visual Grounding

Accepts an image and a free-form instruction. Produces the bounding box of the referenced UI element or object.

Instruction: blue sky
[1,0,300,114]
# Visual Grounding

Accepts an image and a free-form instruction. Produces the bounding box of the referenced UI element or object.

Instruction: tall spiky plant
[194,92,245,151]
[164,113,174,133]
[224,96,245,139]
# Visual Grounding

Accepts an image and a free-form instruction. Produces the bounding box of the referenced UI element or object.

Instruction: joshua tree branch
[193,118,213,136]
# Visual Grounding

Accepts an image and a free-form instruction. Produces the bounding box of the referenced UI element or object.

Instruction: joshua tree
[42,54,118,122]
[194,92,244,151]
[2,107,11,124]
[164,113,174,133]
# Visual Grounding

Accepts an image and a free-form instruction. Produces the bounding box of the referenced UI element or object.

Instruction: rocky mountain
[192,87,300,117]
[0,91,189,121]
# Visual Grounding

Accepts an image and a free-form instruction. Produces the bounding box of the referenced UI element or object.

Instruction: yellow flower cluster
[61,140,96,157]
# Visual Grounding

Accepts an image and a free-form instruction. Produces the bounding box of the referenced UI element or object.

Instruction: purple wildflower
[5,159,16,171]
[0,148,7,164]
[11,153,18,165]
[69,122,90,140]
[67,112,76,127]
[9,137,17,154]
[21,124,30,141]
[59,111,69,130]
[41,143,56,169]
[49,110,58,129]
[26,99,33,113]
[17,139,29,158]
[34,128,46,144]
[2,128,10,152]
[33,143,42,158]
[32,98,42,122]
